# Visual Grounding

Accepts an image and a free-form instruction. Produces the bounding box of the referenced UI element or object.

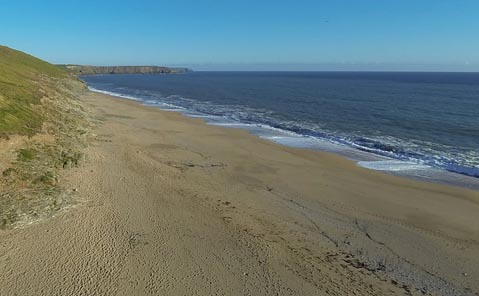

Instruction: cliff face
[64,65,191,75]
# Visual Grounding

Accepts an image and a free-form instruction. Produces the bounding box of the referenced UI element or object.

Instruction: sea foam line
[357,160,431,171]
[88,87,144,102]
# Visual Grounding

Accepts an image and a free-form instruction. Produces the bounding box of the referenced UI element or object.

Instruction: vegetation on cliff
[0,46,91,228]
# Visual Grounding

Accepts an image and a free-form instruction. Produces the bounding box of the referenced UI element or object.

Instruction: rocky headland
[63,65,191,75]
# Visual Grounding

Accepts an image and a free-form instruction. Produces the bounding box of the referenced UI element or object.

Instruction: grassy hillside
[0,46,90,228]
[0,46,69,137]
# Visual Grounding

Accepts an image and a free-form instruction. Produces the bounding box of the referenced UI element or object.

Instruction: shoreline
[89,87,479,190]
[1,90,478,295]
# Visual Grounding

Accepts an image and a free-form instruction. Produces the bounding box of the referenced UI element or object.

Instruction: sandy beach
[0,91,478,296]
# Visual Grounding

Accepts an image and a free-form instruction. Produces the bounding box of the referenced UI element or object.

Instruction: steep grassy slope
[0,46,91,227]
[0,46,68,137]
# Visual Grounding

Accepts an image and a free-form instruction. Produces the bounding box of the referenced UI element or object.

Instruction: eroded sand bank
[0,91,478,296]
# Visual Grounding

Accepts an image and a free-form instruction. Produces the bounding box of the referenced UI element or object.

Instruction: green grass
[17,148,37,162]
[0,45,90,228]
[0,45,68,137]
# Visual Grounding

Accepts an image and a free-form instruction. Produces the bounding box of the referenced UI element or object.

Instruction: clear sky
[2,0,479,71]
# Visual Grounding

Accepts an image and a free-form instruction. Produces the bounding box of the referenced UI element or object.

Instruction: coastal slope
[0,45,67,137]
[0,45,90,228]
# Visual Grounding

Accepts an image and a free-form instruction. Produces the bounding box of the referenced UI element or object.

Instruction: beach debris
[462,272,468,276]
[72,188,78,192]
[210,162,227,168]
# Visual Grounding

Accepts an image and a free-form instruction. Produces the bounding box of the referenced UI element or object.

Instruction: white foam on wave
[143,100,185,110]
[183,114,221,119]
[357,160,430,171]
[210,122,256,127]
[89,87,142,102]
[90,87,189,112]
[263,135,333,149]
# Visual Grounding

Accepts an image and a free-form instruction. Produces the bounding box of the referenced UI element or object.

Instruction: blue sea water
[81,72,479,189]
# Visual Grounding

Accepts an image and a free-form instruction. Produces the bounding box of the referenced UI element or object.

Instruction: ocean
[81,72,479,189]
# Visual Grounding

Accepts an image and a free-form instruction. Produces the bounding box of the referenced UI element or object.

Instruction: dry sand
[0,91,478,296]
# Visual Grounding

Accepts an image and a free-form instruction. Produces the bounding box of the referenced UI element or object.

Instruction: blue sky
[1,0,479,71]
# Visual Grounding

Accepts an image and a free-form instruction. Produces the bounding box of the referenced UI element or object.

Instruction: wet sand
[0,91,478,295]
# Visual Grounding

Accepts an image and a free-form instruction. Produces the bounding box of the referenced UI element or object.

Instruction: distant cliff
[62,65,191,75]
